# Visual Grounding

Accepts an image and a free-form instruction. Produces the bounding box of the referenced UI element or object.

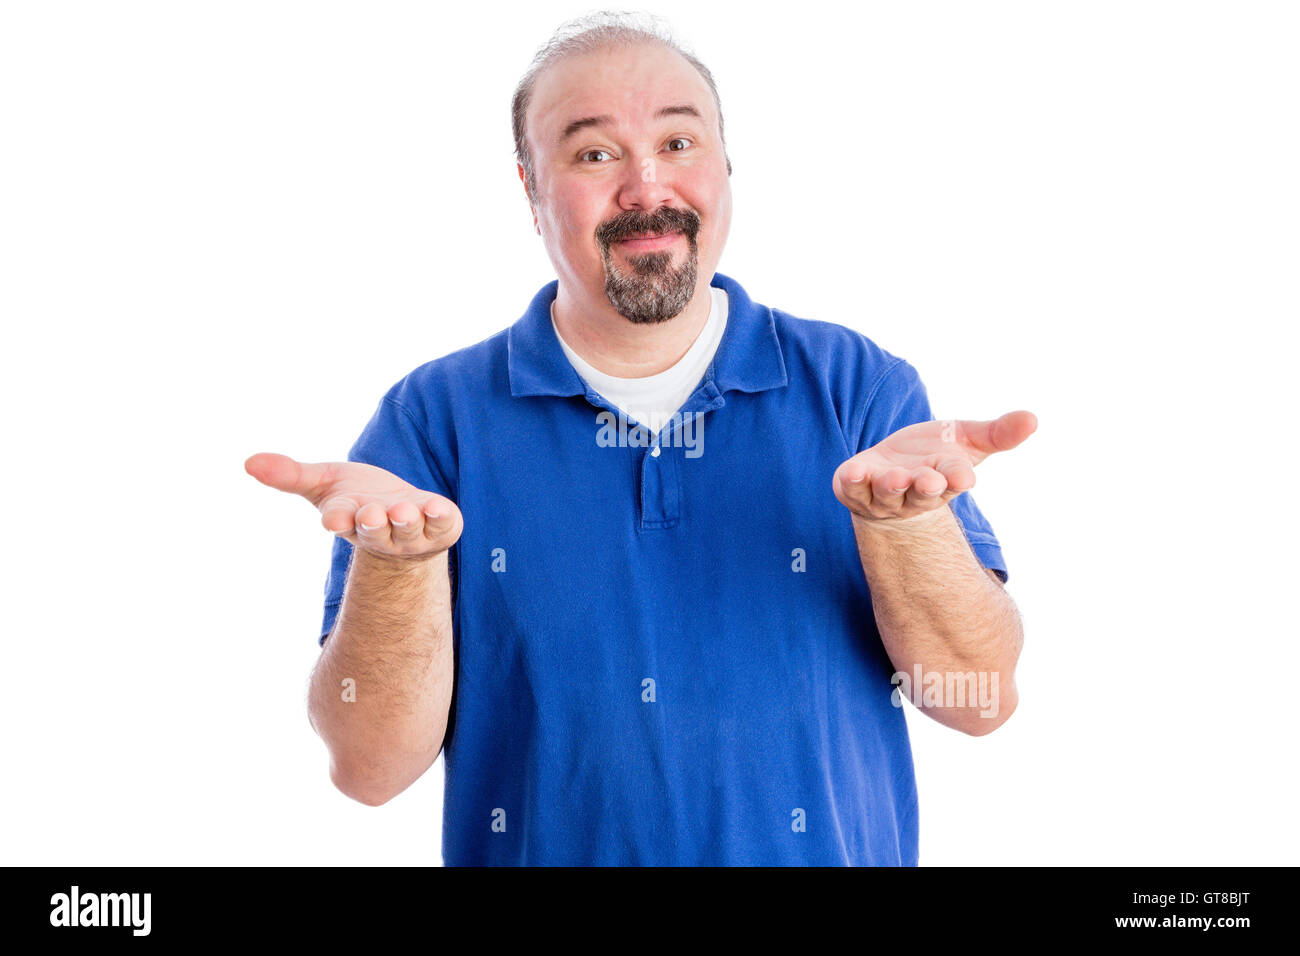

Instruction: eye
[581,149,613,163]
[666,137,693,152]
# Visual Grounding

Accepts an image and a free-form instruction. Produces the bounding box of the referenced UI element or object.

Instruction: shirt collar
[507,271,787,399]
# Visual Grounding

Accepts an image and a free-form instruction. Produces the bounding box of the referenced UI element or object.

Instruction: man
[246,12,1035,866]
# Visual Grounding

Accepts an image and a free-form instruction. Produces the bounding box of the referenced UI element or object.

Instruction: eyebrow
[558,104,703,144]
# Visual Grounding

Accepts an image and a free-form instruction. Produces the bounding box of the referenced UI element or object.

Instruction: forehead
[527,41,715,152]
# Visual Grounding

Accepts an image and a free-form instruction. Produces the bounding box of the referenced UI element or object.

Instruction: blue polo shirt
[320,271,1008,866]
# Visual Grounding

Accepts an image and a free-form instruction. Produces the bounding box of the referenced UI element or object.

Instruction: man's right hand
[245,452,463,560]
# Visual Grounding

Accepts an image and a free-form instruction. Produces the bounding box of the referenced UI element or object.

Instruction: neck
[552,277,712,378]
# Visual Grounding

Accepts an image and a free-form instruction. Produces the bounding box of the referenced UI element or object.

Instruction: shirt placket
[621,378,726,531]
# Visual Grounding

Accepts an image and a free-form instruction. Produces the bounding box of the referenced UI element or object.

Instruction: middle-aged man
[246,12,1036,866]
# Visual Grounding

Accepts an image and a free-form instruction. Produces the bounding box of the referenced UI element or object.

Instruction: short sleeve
[858,359,1009,583]
[319,391,455,646]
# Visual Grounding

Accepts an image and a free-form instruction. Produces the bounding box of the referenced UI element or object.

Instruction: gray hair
[511,10,732,208]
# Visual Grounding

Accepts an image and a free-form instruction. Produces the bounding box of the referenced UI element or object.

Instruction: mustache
[596,207,700,246]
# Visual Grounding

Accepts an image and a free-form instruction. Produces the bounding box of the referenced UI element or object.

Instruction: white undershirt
[551,286,729,437]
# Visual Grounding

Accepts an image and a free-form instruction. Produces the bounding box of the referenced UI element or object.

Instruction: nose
[616,153,676,211]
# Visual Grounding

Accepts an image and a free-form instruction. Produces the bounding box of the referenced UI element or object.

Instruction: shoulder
[766,303,914,402]
[380,328,511,417]
[740,290,927,454]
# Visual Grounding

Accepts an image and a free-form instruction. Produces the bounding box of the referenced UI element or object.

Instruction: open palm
[832,410,1037,521]
[245,452,462,558]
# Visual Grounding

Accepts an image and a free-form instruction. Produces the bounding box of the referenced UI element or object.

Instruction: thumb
[989,410,1038,452]
[958,410,1038,462]
[244,452,334,500]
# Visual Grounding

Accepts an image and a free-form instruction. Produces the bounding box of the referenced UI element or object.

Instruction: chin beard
[601,239,700,325]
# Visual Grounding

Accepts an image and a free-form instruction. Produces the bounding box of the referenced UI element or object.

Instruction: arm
[833,410,1037,736]
[850,505,1022,735]
[245,453,462,805]
[309,547,455,806]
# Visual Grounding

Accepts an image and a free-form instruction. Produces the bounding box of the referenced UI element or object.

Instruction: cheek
[556,210,605,253]
[682,173,728,228]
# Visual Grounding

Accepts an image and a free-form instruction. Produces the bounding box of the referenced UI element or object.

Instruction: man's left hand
[833,411,1038,522]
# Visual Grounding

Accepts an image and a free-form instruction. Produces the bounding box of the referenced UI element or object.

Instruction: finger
[871,467,912,512]
[320,496,359,535]
[903,466,948,509]
[832,460,873,513]
[421,496,461,549]
[387,500,425,546]
[245,453,334,501]
[935,457,977,496]
[840,455,872,486]
[353,501,393,550]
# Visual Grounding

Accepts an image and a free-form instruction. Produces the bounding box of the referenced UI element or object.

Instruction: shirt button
[651,445,661,458]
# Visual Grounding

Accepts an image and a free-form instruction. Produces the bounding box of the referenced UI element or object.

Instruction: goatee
[596,207,701,325]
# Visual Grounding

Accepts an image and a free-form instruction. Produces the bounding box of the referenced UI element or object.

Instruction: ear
[516,163,540,234]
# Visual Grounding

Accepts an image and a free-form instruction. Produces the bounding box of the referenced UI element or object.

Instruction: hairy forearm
[308,547,454,804]
[851,504,1023,734]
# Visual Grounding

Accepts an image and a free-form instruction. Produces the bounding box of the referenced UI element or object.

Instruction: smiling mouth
[614,231,682,248]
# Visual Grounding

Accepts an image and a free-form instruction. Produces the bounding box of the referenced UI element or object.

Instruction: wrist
[850,503,953,536]
[352,544,446,570]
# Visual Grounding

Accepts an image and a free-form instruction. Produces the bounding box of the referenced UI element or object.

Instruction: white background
[2,0,1296,866]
